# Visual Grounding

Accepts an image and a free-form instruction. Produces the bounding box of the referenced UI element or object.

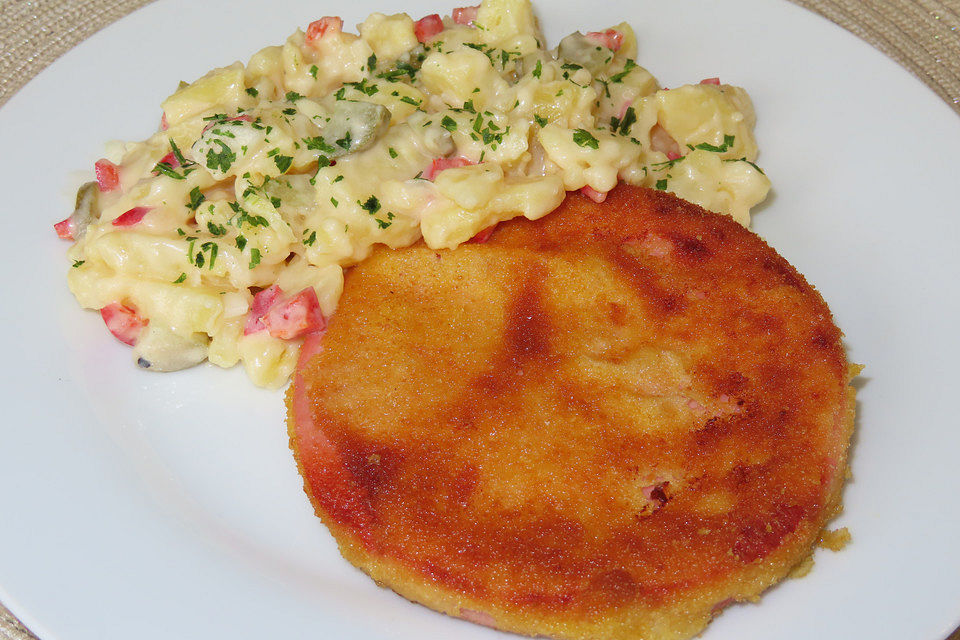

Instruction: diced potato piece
[658,150,771,226]
[304,30,373,95]
[656,85,759,161]
[131,281,224,337]
[434,163,504,210]
[423,165,564,248]
[538,124,640,192]
[518,78,597,129]
[477,0,540,53]
[420,48,508,109]
[161,63,246,126]
[238,333,299,389]
[246,45,284,88]
[275,258,345,317]
[360,13,418,61]
[490,174,565,221]
[208,318,244,368]
[84,232,190,282]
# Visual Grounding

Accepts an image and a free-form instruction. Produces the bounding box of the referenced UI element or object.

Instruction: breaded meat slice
[287,185,857,640]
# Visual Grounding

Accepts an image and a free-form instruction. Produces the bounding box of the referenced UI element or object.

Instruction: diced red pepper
[580,185,608,203]
[468,224,497,243]
[262,287,326,340]
[424,156,473,181]
[100,303,148,346]
[158,151,179,168]
[54,217,74,240]
[700,77,721,85]
[452,5,479,25]
[244,285,285,335]
[94,159,121,192]
[306,16,343,43]
[585,29,623,51]
[112,206,153,227]
[414,14,444,43]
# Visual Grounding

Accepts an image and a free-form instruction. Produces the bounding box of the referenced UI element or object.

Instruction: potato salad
[56,0,771,388]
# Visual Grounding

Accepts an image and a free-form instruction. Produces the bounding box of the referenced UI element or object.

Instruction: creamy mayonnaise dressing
[59,0,770,388]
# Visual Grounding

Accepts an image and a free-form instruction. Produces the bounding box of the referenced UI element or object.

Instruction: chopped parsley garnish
[235,235,247,251]
[694,134,736,153]
[187,187,205,211]
[207,221,227,236]
[245,87,259,97]
[205,140,236,173]
[388,147,398,158]
[169,139,189,166]
[303,229,317,246]
[285,91,303,102]
[309,65,318,79]
[249,248,261,269]
[304,136,336,153]
[333,175,344,183]
[724,157,766,174]
[173,272,187,283]
[360,195,381,214]
[440,115,458,132]
[610,106,637,136]
[399,95,421,107]
[330,197,339,207]
[572,129,599,149]
[500,50,521,67]
[153,161,186,180]
[282,107,297,116]
[655,179,668,190]
[470,113,510,146]
[334,87,346,100]
[71,260,85,268]
[532,59,542,78]
[608,59,637,83]
[273,154,293,174]
[229,201,270,228]
[346,78,379,96]
[335,132,352,150]
[619,107,638,135]
[192,241,218,269]
[366,53,377,71]
[533,114,548,128]
[376,60,420,82]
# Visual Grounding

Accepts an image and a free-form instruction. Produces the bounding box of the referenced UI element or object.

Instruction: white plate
[1,1,959,638]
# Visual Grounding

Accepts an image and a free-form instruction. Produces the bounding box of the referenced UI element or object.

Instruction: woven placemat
[1,1,958,639]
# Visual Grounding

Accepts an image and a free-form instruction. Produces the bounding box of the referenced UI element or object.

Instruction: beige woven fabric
[1,0,959,638]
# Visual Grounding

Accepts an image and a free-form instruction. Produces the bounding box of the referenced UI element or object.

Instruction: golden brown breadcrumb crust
[287,185,857,640]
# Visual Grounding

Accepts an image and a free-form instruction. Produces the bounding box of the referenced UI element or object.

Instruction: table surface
[1,1,958,639]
